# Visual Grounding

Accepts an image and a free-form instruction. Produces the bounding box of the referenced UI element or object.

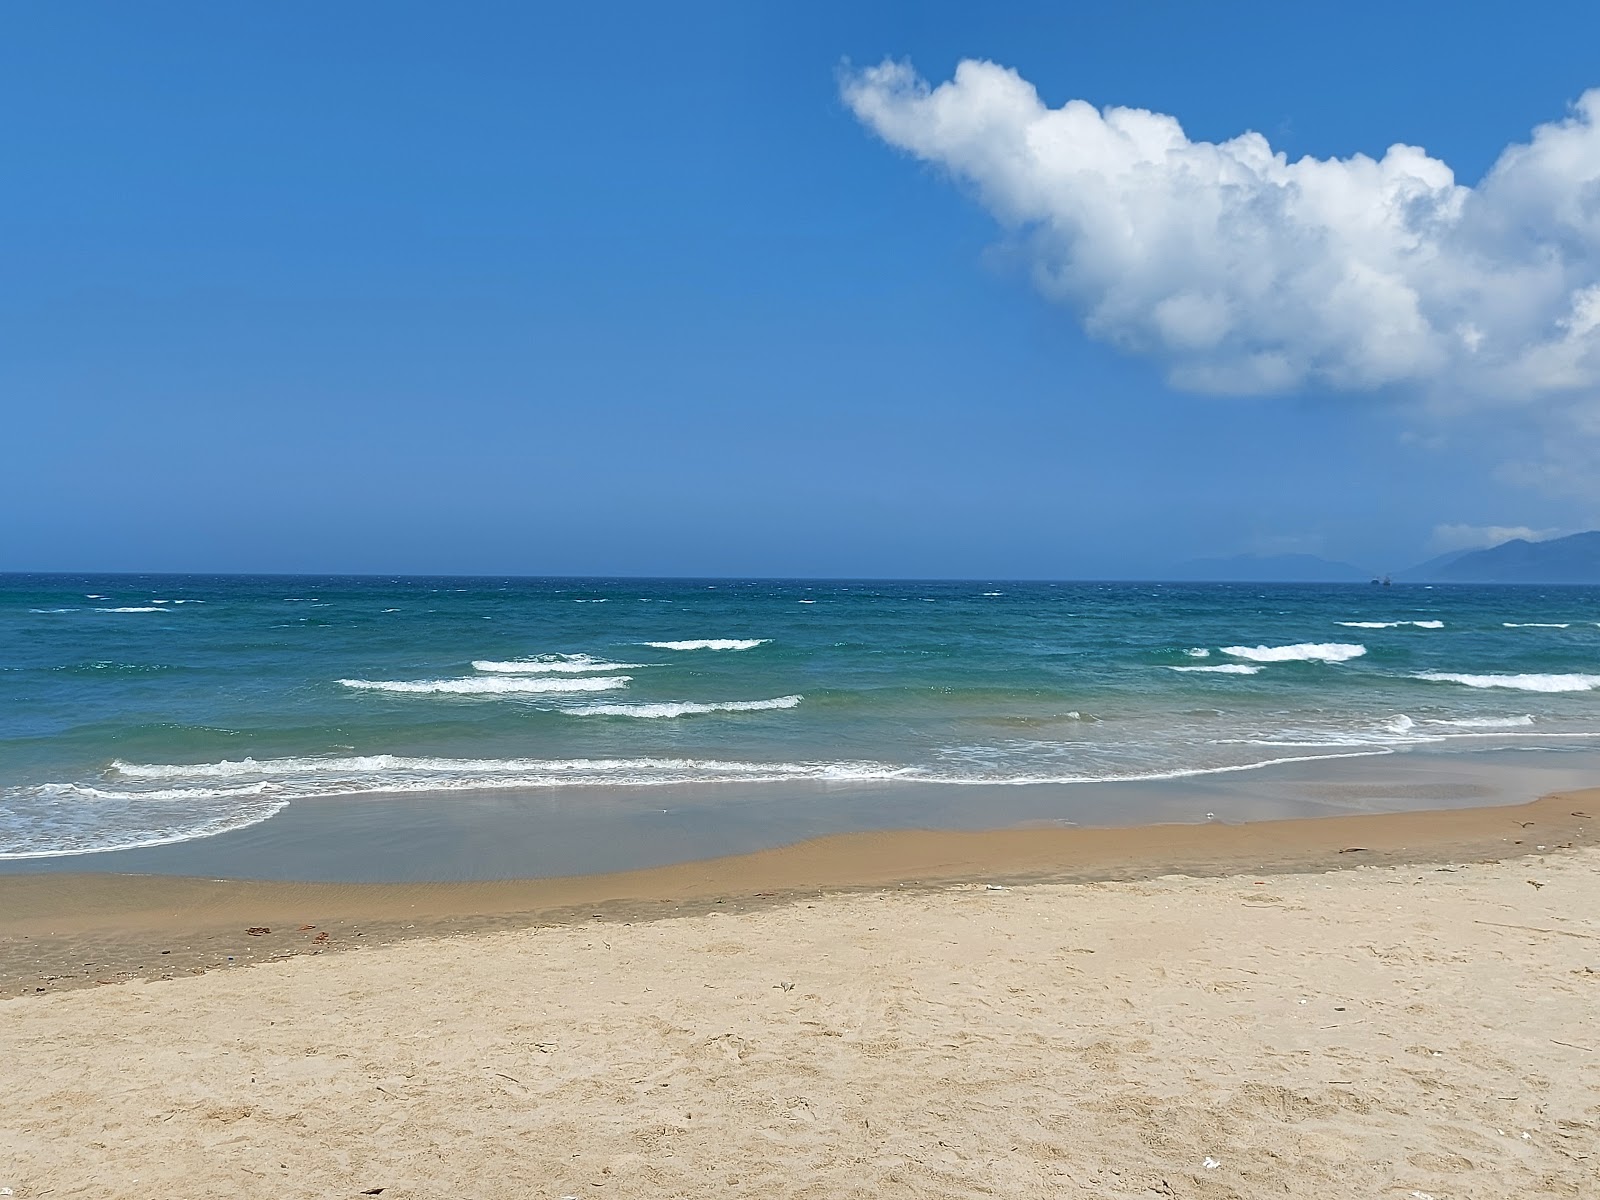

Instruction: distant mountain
[1169,553,1372,582]
[1394,546,1475,582]
[1400,531,1600,583]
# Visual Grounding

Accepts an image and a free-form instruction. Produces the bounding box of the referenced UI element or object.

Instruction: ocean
[3,574,1599,878]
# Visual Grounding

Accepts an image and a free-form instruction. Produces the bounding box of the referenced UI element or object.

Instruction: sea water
[3,575,1599,869]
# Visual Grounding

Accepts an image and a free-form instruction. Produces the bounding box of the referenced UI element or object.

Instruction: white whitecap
[1221,642,1366,663]
[96,606,169,614]
[338,675,630,695]
[472,654,646,674]
[1184,647,1210,657]
[642,639,769,651]
[1503,622,1572,629]
[1168,664,1262,675]
[1413,672,1600,693]
[1337,620,1444,629]
[566,695,803,719]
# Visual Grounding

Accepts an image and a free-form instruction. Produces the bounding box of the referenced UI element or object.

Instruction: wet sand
[10,744,1600,883]
[3,787,1594,999]
[2,793,1597,1199]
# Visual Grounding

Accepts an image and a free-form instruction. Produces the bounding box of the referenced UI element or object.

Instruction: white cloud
[1429,524,1561,553]
[841,60,1600,410]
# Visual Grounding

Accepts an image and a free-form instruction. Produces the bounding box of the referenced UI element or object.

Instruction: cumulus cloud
[840,60,1600,408]
[1429,524,1561,553]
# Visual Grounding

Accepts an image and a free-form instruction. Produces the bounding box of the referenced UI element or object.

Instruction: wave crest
[642,639,768,651]
[1336,620,1443,629]
[1423,714,1536,728]
[471,655,646,674]
[567,696,803,718]
[1221,642,1366,663]
[338,675,630,695]
[1413,672,1600,693]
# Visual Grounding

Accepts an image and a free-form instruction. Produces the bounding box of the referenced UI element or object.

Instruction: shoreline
[10,740,1600,883]
[4,785,1595,1000]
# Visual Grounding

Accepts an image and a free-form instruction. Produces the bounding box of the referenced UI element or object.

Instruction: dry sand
[3,799,1599,1198]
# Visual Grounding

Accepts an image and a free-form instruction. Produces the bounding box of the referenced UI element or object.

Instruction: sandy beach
[4,792,1598,1198]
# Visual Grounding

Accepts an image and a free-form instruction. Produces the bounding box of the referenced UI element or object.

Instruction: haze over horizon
[5,2,1600,577]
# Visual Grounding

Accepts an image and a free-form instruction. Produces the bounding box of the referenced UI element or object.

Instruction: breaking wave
[1221,642,1367,663]
[567,695,803,718]
[1336,620,1444,629]
[339,675,630,695]
[1168,664,1262,675]
[642,639,769,651]
[471,654,646,674]
[1424,714,1536,728]
[1413,672,1600,693]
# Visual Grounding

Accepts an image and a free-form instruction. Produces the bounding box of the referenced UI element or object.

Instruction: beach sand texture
[4,846,1598,1196]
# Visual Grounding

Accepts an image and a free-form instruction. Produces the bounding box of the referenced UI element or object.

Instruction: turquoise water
[3,574,1600,861]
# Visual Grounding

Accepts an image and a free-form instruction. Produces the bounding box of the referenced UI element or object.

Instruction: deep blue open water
[4,575,1599,864]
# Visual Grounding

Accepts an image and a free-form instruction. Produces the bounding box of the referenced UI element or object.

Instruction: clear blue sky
[4,2,1599,577]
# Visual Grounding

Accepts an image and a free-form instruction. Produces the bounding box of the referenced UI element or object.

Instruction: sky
[4,1,1599,578]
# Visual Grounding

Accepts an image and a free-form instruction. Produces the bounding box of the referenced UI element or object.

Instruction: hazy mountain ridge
[1400,531,1600,583]
[1168,532,1600,583]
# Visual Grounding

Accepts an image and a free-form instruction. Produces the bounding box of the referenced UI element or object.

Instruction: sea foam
[1413,672,1600,693]
[1168,664,1262,675]
[0,794,290,860]
[105,753,914,793]
[471,654,646,674]
[1336,620,1444,629]
[1221,642,1367,663]
[99,747,1395,796]
[338,675,630,695]
[642,639,769,651]
[1424,714,1536,728]
[567,695,803,718]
